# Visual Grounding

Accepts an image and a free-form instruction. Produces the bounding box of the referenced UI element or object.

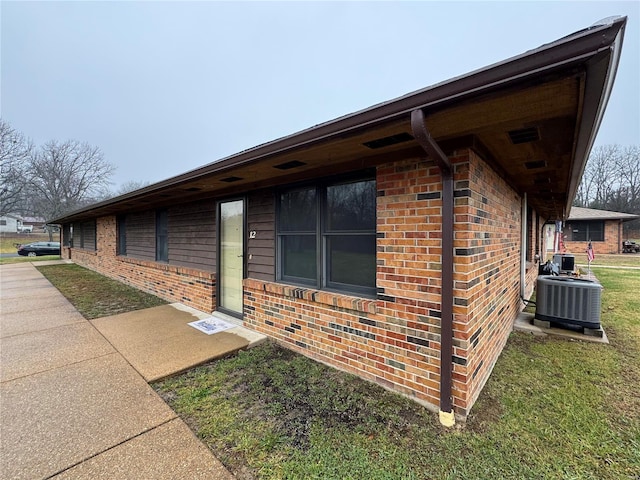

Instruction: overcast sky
[2,1,639,190]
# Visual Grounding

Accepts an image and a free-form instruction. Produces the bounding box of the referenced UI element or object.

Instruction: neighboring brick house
[563,206,639,254]
[51,18,626,424]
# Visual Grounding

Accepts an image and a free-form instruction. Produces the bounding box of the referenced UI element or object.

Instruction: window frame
[566,220,604,242]
[116,215,127,256]
[276,172,376,297]
[62,224,71,247]
[156,209,169,262]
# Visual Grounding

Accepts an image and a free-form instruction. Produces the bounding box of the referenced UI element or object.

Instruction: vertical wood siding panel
[168,200,216,272]
[247,189,275,281]
[126,211,156,260]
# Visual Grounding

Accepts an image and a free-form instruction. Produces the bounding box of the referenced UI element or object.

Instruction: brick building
[562,206,639,254]
[52,18,626,424]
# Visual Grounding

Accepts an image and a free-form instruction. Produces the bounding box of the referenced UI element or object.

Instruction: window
[62,224,71,247]
[566,220,604,242]
[117,215,126,256]
[0,220,6,226]
[156,209,168,262]
[277,175,376,296]
[70,221,96,249]
[80,221,97,250]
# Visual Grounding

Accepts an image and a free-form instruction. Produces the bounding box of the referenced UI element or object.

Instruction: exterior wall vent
[273,160,306,170]
[535,276,602,329]
[363,132,414,149]
[508,127,539,144]
[525,160,547,169]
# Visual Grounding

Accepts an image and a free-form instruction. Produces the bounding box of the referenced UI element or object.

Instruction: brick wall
[243,149,528,417]
[243,153,454,413]
[454,151,527,411]
[64,215,217,313]
[564,220,622,254]
[63,148,531,419]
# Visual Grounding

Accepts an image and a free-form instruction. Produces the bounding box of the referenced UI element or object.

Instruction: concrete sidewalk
[0,262,237,479]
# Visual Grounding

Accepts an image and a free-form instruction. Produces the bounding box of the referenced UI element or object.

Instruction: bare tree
[615,145,640,210]
[114,180,152,196]
[25,140,116,222]
[0,119,33,215]
[575,144,640,238]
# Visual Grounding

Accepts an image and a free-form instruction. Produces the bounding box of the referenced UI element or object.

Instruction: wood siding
[126,211,155,260]
[247,189,275,281]
[81,221,96,250]
[168,200,216,272]
[72,220,96,250]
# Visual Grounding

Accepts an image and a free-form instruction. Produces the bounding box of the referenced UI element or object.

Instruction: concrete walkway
[0,262,240,480]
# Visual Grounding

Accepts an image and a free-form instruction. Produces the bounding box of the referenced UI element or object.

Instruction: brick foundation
[64,216,216,313]
[64,148,534,418]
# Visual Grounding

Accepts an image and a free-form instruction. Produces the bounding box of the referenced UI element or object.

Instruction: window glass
[281,235,316,281]
[327,235,376,288]
[156,209,168,262]
[567,221,604,242]
[277,175,376,296]
[327,180,376,231]
[117,215,127,255]
[588,221,604,242]
[279,188,316,232]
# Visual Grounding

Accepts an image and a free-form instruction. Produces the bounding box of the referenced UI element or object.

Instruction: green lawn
[154,267,640,479]
[36,264,166,319]
[0,232,54,253]
[27,262,640,478]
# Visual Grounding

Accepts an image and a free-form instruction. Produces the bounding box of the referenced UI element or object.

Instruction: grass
[24,262,639,478]
[571,252,639,268]
[36,264,166,319]
[0,255,61,265]
[153,267,640,479]
[0,232,55,253]
[0,232,61,264]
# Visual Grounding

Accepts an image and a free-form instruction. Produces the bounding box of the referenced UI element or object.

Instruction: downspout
[410,109,455,427]
[521,193,527,299]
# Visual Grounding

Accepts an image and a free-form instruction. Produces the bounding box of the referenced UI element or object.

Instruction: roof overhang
[568,206,639,222]
[52,16,627,224]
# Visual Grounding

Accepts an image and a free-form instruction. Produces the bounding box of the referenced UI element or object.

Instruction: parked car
[17,225,33,233]
[17,242,61,257]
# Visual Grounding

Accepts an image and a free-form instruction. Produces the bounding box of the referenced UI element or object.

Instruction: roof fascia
[51,17,627,224]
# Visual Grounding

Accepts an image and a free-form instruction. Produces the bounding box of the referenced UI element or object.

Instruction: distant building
[563,207,639,254]
[0,214,20,233]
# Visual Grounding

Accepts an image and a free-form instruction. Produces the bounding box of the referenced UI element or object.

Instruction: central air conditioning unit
[535,275,602,329]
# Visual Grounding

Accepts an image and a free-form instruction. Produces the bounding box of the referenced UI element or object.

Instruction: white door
[218,199,244,315]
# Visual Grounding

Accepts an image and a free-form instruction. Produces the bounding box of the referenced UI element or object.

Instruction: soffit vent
[508,127,540,144]
[185,187,202,192]
[534,177,551,185]
[363,132,414,149]
[525,160,547,169]
[220,176,243,183]
[273,160,306,170]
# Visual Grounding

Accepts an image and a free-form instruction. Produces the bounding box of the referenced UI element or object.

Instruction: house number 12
[249,231,257,239]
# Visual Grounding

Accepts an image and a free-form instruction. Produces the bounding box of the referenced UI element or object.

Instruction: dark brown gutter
[410,109,455,426]
[50,17,626,225]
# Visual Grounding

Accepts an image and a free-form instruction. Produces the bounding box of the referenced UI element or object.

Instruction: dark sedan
[17,242,61,257]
